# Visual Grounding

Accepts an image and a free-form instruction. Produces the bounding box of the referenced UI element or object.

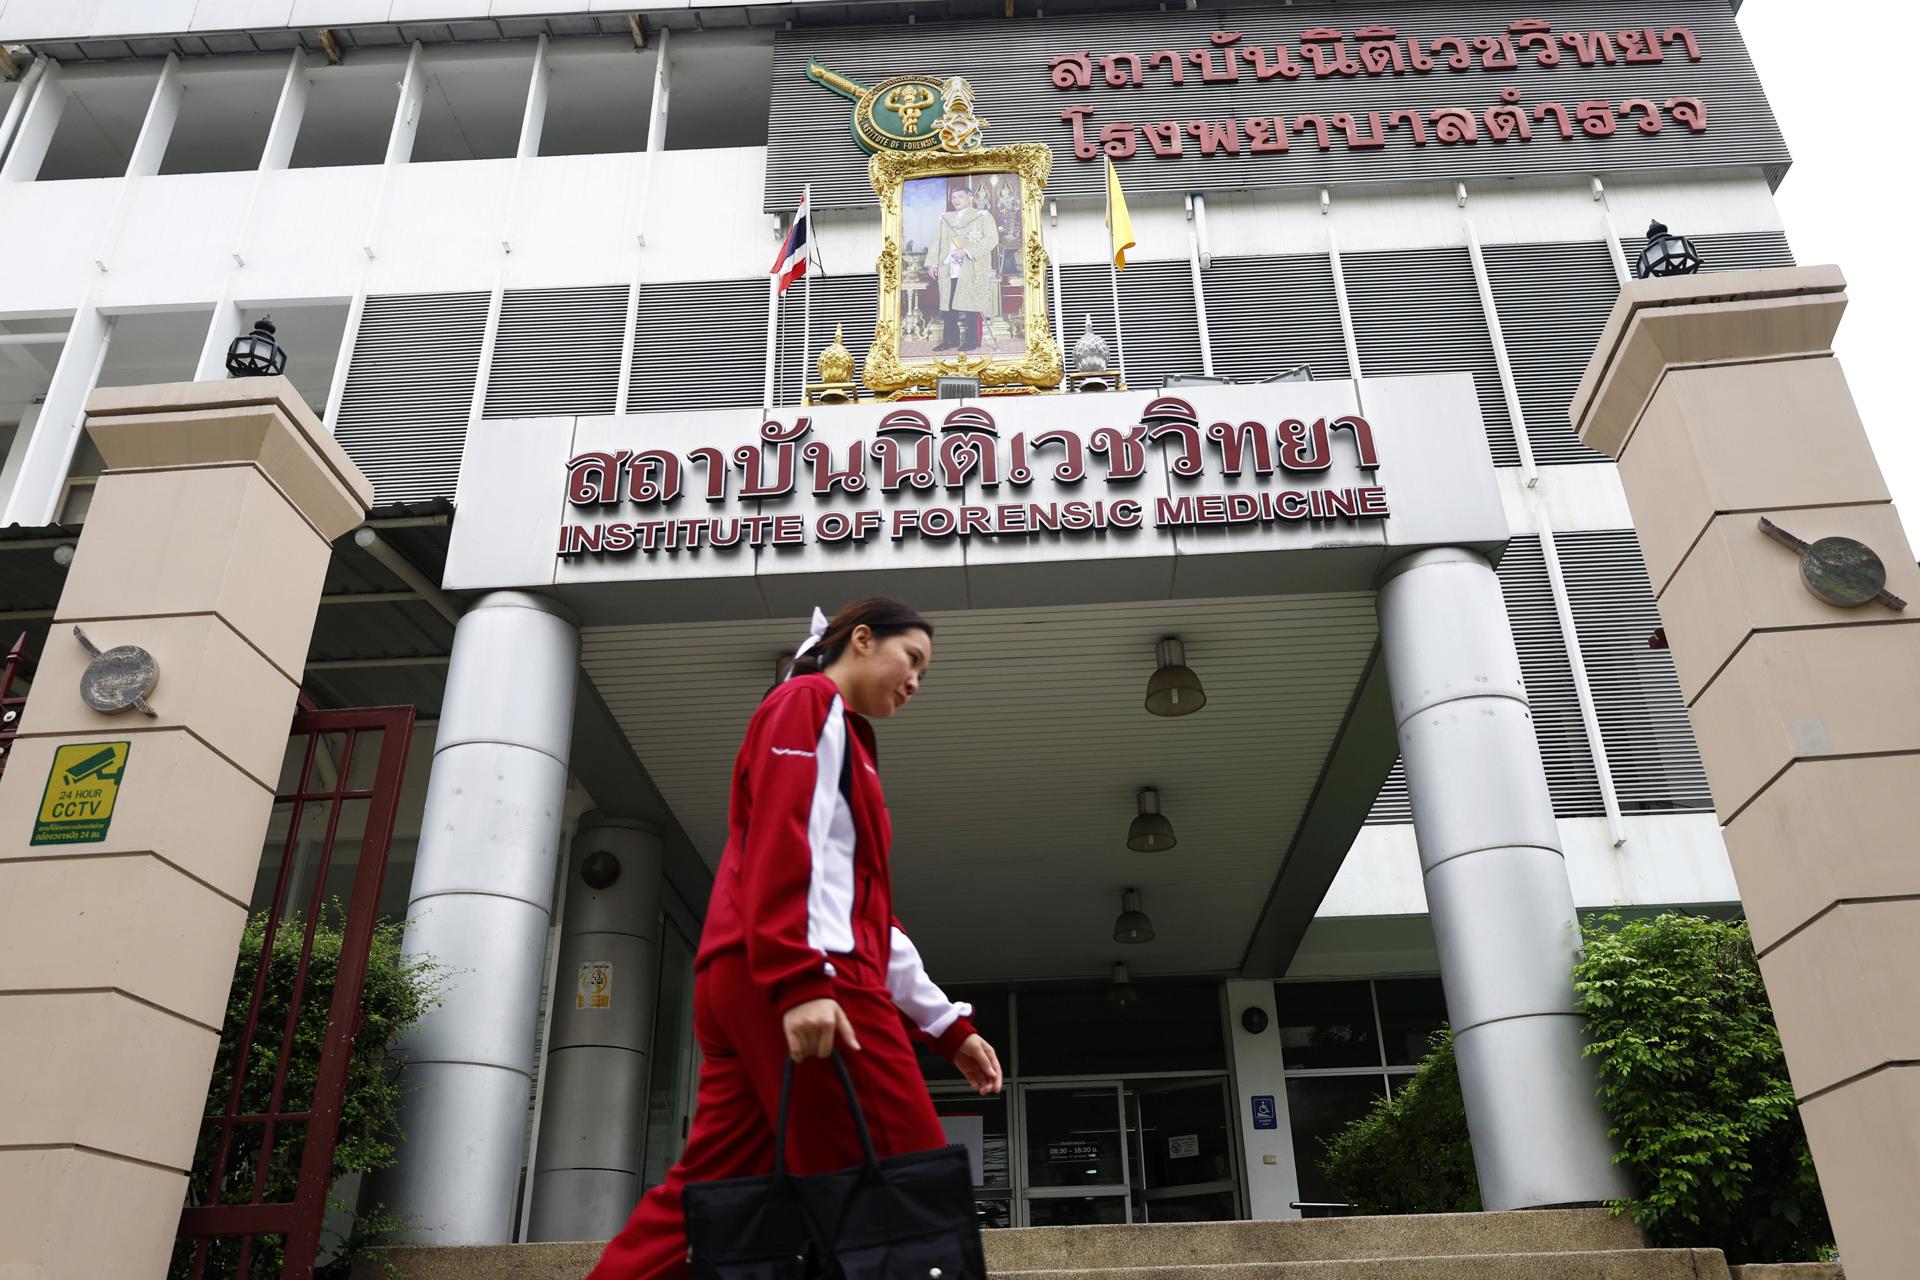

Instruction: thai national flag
[771,186,812,295]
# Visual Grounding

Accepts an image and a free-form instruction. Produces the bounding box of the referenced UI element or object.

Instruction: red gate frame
[177,704,416,1278]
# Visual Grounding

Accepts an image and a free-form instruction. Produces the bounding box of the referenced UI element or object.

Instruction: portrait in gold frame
[865,142,1064,396]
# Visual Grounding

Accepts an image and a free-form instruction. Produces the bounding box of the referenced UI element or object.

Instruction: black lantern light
[1112,887,1156,945]
[1106,962,1139,1012]
[1126,787,1177,852]
[1144,636,1207,717]
[225,314,288,378]
[1635,220,1702,279]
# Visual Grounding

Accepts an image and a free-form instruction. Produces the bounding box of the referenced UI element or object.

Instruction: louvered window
[628,280,770,415]
[1059,260,1201,392]
[483,284,628,420]
[1342,247,1516,467]
[774,274,878,407]
[1204,253,1351,385]
[333,291,489,504]
[1367,537,1596,823]
[1558,530,1714,814]
[1620,230,1795,274]
[1481,241,1617,467]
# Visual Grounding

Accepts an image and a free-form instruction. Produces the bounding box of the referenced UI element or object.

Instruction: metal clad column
[382,591,580,1243]
[1375,548,1628,1210]
[530,815,665,1241]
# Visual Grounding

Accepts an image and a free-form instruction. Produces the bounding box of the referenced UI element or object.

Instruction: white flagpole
[800,185,813,403]
[1107,257,1125,387]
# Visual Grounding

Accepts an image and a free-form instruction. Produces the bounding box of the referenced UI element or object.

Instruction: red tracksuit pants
[587,950,949,1280]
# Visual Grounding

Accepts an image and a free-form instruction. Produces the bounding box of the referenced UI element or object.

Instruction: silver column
[380,591,580,1243]
[529,814,665,1242]
[1375,548,1629,1209]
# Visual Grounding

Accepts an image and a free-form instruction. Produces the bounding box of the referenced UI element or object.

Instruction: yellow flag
[1105,157,1135,271]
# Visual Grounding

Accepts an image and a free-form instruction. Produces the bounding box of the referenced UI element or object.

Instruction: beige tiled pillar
[1573,267,1920,1280]
[0,379,372,1280]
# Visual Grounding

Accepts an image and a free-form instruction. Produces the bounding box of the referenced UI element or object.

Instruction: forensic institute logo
[807,64,986,154]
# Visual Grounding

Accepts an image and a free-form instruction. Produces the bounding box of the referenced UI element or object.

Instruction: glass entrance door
[1020,1083,1130,1225]
[1124,1079,1239,1223]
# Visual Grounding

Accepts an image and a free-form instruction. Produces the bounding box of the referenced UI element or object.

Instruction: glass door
[1020,1082,1130,1225]
[1124,1078,1239,1223]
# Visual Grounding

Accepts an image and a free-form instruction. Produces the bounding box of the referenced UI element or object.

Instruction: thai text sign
[557,396,1390,558]
[32,741,129,846]
[765,0,1787,210]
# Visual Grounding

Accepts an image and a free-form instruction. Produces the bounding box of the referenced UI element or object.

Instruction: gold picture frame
[865,142,1064,396]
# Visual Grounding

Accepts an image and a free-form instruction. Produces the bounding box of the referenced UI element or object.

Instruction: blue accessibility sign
[1251,1095,1278,1130]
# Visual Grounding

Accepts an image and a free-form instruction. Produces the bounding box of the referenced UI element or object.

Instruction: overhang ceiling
[581,591,1379,984]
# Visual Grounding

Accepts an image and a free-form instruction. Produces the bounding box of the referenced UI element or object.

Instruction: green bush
[1318,914,1830,1264]
[170,910,440,1280]
[1576,913,1829,1263]
[1320,1029,1480,1215]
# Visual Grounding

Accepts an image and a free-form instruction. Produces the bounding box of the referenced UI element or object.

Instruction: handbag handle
[774,1050,882,1176]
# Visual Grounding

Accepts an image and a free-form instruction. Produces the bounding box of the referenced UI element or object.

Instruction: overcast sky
[1739,5,1919,527]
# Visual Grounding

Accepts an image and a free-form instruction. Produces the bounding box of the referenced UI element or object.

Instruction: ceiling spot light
[1113,887,1155,945]
[1144,636,1206,717]
[1126,787,1176,853]
[1636,220,1702,279]
[226,314,288,378]
[1106,962,1139,1012]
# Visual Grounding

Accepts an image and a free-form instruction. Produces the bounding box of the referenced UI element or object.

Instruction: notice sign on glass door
[1168,1134,1199,1160]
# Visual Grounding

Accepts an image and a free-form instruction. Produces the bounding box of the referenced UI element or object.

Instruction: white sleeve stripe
[804,695,858,958]
[887,924,973,1039]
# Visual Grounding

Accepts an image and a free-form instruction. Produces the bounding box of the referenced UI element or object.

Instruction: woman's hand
[783,998,861,1062]
[954,1034,1003,1096]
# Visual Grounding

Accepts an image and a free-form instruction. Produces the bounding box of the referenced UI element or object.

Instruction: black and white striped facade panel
[333,229,1792,506]
[767,0,1789,211]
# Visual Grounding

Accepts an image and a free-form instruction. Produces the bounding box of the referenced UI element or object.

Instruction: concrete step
[350,1211,1653,1280]
[981,1211,1642,1270]
[349,1243,1725,1280]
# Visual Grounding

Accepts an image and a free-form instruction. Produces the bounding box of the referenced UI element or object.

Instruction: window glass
[1024,1087,1123,1189]
[1283,1075,1386,1205]
[931,1094,1008,1192]
[1376,977,1449,1066]
[1017,982,1224,1076]
[1274,980,1377,1070]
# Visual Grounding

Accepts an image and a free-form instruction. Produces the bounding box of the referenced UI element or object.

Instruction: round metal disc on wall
[79,645,159,714]
[1800,536,1887,607]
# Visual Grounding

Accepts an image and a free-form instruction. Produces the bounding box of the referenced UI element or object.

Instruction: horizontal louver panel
[1204,253,1352,384]
[1558,529,1714,814]
[1060,259,1201,391]
[483,284,628,420]
[1481,240,1617,467]
[1342,246,1516,466]
[1368,536,1598,823]
[775,273,878,407]
[1620,229,1795,274]
[629,279,770,415]
[333,291,489,504]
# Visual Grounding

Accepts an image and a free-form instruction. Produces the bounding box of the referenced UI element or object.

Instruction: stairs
[352,1210,1739,1279]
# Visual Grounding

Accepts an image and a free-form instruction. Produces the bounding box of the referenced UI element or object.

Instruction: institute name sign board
[446,377,1508,624]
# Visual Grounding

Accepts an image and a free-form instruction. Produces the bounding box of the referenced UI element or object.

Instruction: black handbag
[683,1052,986,1280]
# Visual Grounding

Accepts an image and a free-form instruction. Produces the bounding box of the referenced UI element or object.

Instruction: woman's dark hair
[778,598,933,685]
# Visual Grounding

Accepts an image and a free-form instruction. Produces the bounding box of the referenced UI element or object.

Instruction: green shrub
[1576,912,1830,1263]
[1320,1029,1480,1215]
[170,910,440,1280]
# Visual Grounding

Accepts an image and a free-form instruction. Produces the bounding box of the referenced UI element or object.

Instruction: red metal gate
[0,633,27,777]
[176,703,416,1279]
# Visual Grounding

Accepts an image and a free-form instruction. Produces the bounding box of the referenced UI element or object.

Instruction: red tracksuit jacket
[695,672,977,1058]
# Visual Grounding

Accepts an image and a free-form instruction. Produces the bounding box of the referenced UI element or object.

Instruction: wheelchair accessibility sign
[1251,1095,1279,1131]
[31,741,129,846]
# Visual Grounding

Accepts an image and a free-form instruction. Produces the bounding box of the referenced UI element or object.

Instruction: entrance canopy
[446,376,1507,981]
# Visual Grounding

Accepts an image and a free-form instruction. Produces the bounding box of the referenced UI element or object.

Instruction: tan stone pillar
[1573,267,1920,1280]
[0,379,372,1279]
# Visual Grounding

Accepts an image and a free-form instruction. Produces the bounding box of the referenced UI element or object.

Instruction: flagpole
[801,185,813,404]
[1107,257,1125,389]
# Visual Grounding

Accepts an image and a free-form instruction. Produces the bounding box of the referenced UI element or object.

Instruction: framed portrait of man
[866,142,1063,396]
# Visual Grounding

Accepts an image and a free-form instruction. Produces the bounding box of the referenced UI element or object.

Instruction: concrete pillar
[1573,265,1920,1280]
[378,590,579,1245]
[0,378,372,1278]
[529,814,664,1242]
[1375,547,1629,1210]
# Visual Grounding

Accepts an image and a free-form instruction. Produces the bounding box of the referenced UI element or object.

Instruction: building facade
[0,0,1792,1255]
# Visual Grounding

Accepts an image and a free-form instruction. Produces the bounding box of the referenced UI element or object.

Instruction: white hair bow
[785,607,830,679]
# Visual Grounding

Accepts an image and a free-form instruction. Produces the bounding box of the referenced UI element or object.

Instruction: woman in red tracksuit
[589,598,1004,1280]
